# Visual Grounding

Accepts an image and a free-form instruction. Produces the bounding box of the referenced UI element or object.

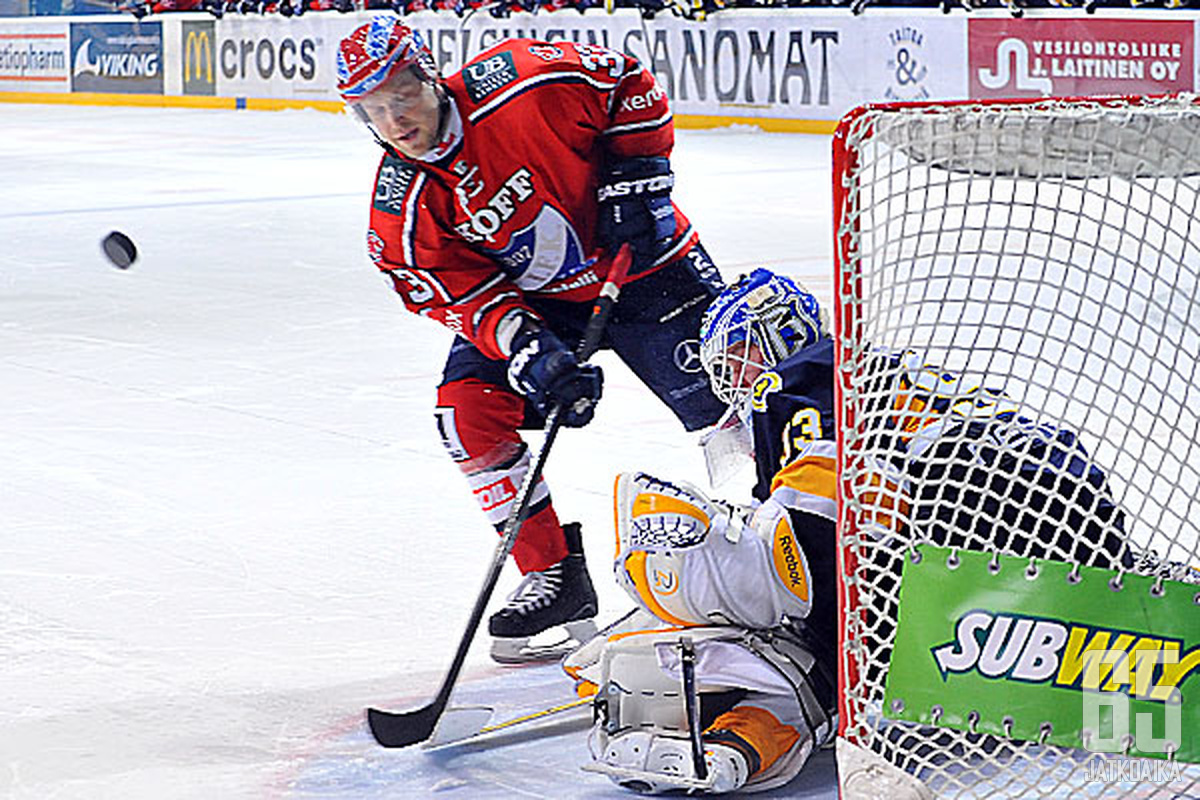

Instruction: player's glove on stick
[507,323,603,427]
[596,156,675,273]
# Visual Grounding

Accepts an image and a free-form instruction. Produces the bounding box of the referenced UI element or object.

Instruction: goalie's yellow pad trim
[770,455,836,500]
[623,551,698,629]
[770,516,811,603]
[631,492,711,528]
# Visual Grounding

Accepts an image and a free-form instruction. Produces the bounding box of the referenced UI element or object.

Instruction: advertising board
[0,25,70,93]
[70,20,163,94]
[214,16,331,100]
[969,17,1194,98]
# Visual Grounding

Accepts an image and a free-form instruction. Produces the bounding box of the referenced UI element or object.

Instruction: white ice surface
[0,104,835,798]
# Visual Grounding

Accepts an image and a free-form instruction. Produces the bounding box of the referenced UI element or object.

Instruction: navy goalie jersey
[748,336,837,505]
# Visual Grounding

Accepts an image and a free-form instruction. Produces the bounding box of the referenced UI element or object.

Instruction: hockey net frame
[832,93,1200,799]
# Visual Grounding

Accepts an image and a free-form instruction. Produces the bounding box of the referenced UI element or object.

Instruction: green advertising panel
[884,546,1200,763]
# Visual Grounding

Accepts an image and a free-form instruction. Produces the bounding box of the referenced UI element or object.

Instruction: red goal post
[831,93,1200,799]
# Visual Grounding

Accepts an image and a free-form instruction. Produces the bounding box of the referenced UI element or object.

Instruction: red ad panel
[968,18,1193,99]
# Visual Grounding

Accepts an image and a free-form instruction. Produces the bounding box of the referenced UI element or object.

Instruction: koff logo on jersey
[454,168,535,244]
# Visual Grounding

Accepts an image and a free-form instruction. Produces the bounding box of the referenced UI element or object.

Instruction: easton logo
[596,173,673,203]
[932,611,1200,704]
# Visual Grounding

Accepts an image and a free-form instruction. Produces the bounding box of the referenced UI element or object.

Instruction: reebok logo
[771,521,810,602]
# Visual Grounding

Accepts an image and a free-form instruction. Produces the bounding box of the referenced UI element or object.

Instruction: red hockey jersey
[365,39,698,361]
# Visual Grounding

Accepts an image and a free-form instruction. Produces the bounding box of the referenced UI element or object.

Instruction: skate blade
[491,619,598,665]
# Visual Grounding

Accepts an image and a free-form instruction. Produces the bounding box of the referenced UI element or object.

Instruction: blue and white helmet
[699,268,827,405]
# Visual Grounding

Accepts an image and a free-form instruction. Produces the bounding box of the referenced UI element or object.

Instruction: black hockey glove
[507,323,604,427]
[596,156,675,273]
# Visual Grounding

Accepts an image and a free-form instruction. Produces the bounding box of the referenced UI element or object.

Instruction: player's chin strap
[366,245,634,749]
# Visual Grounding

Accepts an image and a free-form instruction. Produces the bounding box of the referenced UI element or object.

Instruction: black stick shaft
[680,636,708,781]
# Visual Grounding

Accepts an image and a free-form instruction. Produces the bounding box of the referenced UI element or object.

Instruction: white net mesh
[834,94,1200,799]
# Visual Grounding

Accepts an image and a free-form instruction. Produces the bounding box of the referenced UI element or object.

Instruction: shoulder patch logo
[462,50,518,103]
[750,370,783,412]
[373,155,416,215]
[527,44,563,62]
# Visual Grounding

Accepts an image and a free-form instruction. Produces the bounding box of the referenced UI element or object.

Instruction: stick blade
[367,702,445,748]
[423,705,494,748]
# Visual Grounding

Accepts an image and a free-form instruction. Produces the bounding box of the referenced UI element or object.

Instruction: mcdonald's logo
[182,22,215,95]
[186,31,211,82]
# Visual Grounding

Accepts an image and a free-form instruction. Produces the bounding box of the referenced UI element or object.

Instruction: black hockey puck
[102,230,137,269]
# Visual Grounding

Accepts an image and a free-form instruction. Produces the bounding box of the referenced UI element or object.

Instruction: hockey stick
[680,636,708,782]
[367,246,633,749]
[423,696,593,749]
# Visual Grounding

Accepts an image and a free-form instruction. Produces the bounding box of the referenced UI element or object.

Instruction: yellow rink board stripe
[0,91,343,113]
[0,90,836,132]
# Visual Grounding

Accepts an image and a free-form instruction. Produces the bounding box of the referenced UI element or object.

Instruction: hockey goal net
[832,94,1200,799]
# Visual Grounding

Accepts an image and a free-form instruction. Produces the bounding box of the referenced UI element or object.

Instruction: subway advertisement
[884,547,1199,764]
[0,10,1197,126]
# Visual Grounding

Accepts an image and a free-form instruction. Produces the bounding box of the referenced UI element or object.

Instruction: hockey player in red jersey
[337,17,726,663]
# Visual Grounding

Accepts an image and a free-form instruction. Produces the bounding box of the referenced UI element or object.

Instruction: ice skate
[489,523,598,664]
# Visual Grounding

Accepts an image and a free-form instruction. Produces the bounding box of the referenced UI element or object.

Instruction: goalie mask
[699,269,826,407]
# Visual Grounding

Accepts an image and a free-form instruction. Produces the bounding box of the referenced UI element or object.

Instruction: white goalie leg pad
[589,626,744,754]
[563,608,664,696]
[585,625,830,794]
[587,730,750,795]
